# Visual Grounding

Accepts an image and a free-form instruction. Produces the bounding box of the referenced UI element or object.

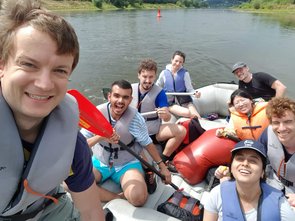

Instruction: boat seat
[194,83,238,117]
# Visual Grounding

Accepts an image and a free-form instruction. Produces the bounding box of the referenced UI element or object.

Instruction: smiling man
[258,97,295,208]
[232,62,286,101]
[0,0,104,220]
[81,80,171,206]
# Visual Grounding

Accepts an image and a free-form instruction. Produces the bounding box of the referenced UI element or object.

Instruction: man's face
[108,85,132,120]
[233,66,250,82]
[0,26,73,124]
[271,110,295,146]
[138,69,156,92]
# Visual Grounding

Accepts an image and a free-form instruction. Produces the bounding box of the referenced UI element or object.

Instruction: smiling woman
[203,139,295,221]
[216,89,269,141]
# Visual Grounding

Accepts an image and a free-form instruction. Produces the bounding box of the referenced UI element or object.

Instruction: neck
[236,182,261,203]
[15,117,43,143]
[284,143,295,154]
[244,73,252,83]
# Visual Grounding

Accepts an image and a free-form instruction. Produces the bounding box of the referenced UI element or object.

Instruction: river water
[61,9,295,104]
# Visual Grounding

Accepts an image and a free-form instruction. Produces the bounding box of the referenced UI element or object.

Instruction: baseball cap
[231,139,266,159]
[232,62,247,73]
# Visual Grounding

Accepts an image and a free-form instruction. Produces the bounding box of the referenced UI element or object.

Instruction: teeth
[28,94,50,100]
[239,169,250,174]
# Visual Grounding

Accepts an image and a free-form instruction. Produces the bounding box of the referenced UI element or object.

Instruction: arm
[183,71,195,93]
[203,210,219,221]
[203,185,221,221]
[145,142,171,184]
[70,182,105,221]
[81,128,120,148]
[184,71,201,98]
[155,71,165,88]
[128,113,171,183]
[271,79,287,98]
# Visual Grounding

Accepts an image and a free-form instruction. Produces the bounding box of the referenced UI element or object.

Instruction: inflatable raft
[102,82,238,220]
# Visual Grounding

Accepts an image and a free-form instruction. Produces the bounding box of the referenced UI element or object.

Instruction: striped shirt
[81,109,152,147]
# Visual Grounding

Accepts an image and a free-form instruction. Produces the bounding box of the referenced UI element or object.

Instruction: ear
[107,92,111,102]
[0,60,4,78]
[261,171,265,179]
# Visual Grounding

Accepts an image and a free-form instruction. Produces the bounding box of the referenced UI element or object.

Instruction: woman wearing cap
[203,140,294,221]
[216,89,269,141]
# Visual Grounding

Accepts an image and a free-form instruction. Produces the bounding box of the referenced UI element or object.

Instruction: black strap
[279,176,294,187]
[102,139,135,153]
[0,192,65,221]
[146,116,159,121]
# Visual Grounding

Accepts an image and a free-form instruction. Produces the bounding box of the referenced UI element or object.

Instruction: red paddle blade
[67,89,113,138]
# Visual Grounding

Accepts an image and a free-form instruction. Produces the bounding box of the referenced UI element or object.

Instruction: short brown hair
[137,59,157,74]
[266,97,295,123]
[0,0,79,70]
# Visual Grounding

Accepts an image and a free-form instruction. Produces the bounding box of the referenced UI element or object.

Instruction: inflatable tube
[173,128,237,185]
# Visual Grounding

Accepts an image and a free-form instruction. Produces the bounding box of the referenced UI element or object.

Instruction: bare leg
[93,167,123,202]
[156,124,186,157]
[169,104,191,118]
[120,169,148,207]
[187,102,201,118]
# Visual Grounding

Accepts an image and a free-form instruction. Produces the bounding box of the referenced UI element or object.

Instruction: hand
[105,129,120,144]
[159,163,172,184]
[194,91,201,98]
[215,166,230,180]
[216,128,224,137]
[156,107,170,121]
[286,193,295,207]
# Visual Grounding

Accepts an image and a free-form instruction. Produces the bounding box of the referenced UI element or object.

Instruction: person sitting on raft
[203,139,295,221]
[216,89,269,141]
[156,50,202,119]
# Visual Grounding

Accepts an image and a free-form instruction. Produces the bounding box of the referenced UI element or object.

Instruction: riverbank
[42,0,182,11]
[42,0,295,13]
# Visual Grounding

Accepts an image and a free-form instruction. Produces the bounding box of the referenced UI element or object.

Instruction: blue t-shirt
[155,89,169,108]
[64,132,95,192]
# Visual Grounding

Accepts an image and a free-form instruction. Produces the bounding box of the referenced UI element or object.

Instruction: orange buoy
[157,9,161,17]
[173,128,237,185]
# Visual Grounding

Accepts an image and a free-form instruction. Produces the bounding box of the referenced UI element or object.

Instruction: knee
[125,186,148,207]
[177,125,187,139]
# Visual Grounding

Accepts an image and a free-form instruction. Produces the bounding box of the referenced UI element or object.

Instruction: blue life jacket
[163,68,187,92]
[221,181,282,221]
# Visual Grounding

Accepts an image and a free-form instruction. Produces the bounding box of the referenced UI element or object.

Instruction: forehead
[139,69,156,77]
[172,55,184,62]
[111,85,132,96]
[233,95,249,102]
[272,110,295,121]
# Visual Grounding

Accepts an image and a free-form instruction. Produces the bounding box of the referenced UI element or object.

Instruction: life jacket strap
[0,192,65,221]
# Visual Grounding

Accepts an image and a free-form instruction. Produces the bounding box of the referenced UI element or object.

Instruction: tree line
[87,0,208,9]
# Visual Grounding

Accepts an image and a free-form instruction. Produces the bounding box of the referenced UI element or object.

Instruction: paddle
[102,87,196,99]
[67,89,179,191]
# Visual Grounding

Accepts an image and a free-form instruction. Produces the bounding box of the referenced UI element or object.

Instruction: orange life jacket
[231,102,269,140]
